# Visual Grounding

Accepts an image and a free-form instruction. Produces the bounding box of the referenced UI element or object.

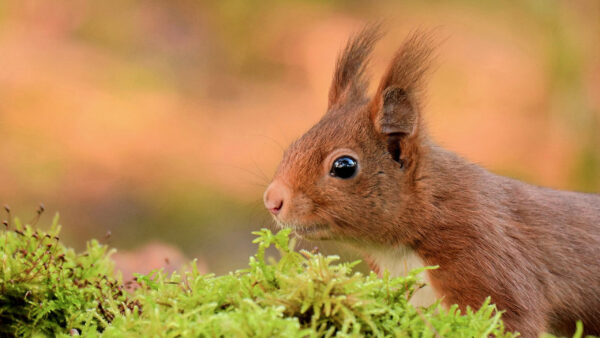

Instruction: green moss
[0,214,138,336]
[1,215,518,337]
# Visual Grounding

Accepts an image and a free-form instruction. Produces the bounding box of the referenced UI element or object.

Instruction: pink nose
[264,181,288,216]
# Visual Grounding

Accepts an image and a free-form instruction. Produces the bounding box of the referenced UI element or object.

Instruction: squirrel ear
[377,86,418,135]
[370,30,436,138]
[372,86,419,164]
[370,30,436,164]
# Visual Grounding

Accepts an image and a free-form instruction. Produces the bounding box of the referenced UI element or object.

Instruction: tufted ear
[370,30,436,163]
[379,86,418,135]
[328,25,382,109]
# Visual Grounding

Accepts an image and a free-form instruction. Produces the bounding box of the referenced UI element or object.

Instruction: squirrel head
[264,26,436,246]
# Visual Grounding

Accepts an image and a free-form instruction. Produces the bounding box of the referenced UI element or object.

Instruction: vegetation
[2,214,522,337]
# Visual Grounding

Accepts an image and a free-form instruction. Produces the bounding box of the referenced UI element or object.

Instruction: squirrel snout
[264,181,289,216]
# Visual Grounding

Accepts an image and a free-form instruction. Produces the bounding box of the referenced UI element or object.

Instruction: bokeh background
[1,0,598,276]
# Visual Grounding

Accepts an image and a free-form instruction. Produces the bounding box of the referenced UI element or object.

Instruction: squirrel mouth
[279,223,331,240]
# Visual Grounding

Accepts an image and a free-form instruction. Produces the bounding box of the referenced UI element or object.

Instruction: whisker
[211,163,271,187]
[250,157,271,184]
[250,133,286,153]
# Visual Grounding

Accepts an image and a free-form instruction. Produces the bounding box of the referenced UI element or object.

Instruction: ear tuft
[328,24,383,108]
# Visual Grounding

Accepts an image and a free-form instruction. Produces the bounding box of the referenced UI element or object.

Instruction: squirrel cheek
[281,193,316,224]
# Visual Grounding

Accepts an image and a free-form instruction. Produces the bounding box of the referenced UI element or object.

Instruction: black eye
[330,156,358,179]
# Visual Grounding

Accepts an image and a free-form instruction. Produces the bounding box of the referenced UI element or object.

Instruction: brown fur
[263,27,600,337]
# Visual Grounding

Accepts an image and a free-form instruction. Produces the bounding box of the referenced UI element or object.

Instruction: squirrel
[263,26,600,337]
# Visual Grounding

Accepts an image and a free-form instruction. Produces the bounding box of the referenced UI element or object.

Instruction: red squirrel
[263,26,600,337]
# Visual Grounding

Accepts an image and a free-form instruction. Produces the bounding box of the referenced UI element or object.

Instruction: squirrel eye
[330,156,358,179]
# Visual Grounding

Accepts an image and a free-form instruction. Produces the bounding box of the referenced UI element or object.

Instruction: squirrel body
[263,27,600,337]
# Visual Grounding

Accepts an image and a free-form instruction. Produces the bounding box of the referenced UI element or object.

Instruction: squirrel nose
[264,181,288,216]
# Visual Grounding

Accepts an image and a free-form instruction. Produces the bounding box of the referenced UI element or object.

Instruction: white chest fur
[368,245,436,307]
[369,245,424,277]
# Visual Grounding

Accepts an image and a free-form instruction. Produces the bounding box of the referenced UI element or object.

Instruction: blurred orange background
[1,1,598,274]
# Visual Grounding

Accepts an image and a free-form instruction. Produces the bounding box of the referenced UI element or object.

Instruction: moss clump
[2,215,517,337]
[0,214,139,337]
